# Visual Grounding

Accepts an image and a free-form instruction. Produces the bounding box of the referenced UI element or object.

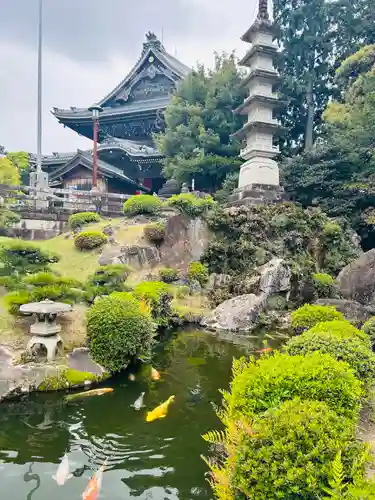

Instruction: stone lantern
[21,299,72,361]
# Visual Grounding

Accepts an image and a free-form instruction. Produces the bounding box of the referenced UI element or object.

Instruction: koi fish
[146,396,175,422]
[131,392,145,411]
[53,453,72,485]
[65,388,113,402]
[128,374,136,382]
[151,367,161,381]
[256,347,273,354]
[82,460,106,500]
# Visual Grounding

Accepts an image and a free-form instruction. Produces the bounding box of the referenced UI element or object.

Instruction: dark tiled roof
[98,136,163,158]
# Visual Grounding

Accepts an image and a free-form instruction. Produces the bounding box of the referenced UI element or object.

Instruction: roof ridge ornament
[258,0,269,20]
[142,31,164,54]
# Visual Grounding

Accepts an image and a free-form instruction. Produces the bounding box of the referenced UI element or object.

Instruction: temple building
[230,0,285,205]
[30,32,190,194]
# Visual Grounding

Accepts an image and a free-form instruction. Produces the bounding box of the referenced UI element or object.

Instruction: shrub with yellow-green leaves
[74,230,107,250]
[68,211,100,230]
[291,304,344,330]
[123,194,162,215]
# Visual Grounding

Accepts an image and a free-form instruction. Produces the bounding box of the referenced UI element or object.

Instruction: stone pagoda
[230,0,284,205]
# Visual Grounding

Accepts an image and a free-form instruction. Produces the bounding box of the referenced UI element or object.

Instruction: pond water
[0,330,270,500]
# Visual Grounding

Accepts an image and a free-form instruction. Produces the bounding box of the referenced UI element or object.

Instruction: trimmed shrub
[158,267,180,283]
[123,194,162,215]
[307,320,371,348]
[4,290,31,315]
[284,329,375,382]
[144,222,165,245]
[187,262,209,287]
[226,352,362,420]
[312,272,339,298]
[68,212,100,230]
[210,399,363,500]
[0,240,59,275]
[24,272,81,288]
[86,295,155,372]
[291,304,344,330]
[133,281,173,326]
[88,264,131,288]
[166,193,215,218]
[74,231,107,250]
[362,316,375,347]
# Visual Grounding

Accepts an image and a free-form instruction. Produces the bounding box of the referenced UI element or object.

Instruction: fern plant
[323,451,346,498]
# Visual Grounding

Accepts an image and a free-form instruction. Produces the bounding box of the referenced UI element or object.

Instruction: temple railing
[0,184,134,218]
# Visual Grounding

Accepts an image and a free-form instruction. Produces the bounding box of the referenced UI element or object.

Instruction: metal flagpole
[36,0,43,176]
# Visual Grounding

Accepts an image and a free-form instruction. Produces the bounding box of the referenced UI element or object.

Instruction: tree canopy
[282,45,375,249]
[154,53,245,192]
[0,157,20,186]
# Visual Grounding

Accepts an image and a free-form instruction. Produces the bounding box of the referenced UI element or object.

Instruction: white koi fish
[131,392,145,411]
[53,453,72,486]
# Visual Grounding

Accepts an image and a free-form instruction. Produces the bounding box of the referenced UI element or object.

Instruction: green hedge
[226,352,362,420]
[68,212,100,230]
[0,240,59,275]
[312,272,339,298]
[158,267,180,283]
[307,320,371,348]
[166,193,215,218]
[362,316,375,347]
[291,304,344,330]
[123,194,162,215]
[144,222,165,244]
[133,281,173,326]
[187,262,209,287]
[284,328,375,383]
[86,295,155,372]
[74,230,107,250]
[221,399,363,500]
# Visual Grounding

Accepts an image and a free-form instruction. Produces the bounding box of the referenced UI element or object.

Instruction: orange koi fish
[151,367,161,381]
[256,347,273,354]
[82,460,106,500]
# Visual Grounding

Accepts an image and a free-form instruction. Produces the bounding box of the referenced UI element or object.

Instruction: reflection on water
[0,330,275,499]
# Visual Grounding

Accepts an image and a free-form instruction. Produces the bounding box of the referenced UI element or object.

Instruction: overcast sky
[0,0,261,154]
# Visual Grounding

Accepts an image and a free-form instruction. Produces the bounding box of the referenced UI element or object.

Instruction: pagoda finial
[258,0,269,20]
[142,31,164,54]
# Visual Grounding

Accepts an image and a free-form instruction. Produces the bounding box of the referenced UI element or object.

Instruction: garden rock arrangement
[337,249,375,305]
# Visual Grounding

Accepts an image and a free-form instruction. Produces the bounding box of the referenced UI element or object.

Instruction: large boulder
[337,249,375,305]
[257,258,291,295]
[201,293,266,332]
[315,299,375,327]
[98,244,161,269]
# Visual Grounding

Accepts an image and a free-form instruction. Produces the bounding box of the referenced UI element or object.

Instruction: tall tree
[274,0,374,154]
[282,45,375,248]
[0,157,20,186]
[155,53,245,192]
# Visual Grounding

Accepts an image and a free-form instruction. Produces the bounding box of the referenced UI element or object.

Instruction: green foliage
[86,295,155,372]
[226,399,363,500]
[0,240,59,275]
[202,204,359,287]
[312,272,339,298]
[23,272,81,288]
[143,222,165,245]
[291,304,344,330]
[158,267,180,283]
[187,262,209,287]
[123,194,162,215]
[214,171,239,203]
[226,352,362,420]
[166,193,216,218]
[362,316,375,347]
[282,45,375,248]
[155,53,245,191]
[175,285,190,299]
[68,212,100,230]
[284,328,375,382]
[0,156,20,185]
[133,281,173,326]
[4,290,31,315]
[38,368,100,391]
[307,320,371,348]
[87,264,130,291]
[74,231,107,250]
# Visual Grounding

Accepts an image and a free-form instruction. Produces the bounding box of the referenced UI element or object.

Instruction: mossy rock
[37,367,108,392]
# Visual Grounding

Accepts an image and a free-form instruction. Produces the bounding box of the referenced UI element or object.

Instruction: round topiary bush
[187,262,209,287]
[312,272,339,298]
[219,399,362,500]
[362,316,375,347]
[86,295,155,372]
[291,304,344,330]
[144,222,165,245]
[158,267,180,283]
[307,320,371,347]
[68,212,100,230]
[123,194,163,216]
[284,329,375,382]
[226,352,363,420]
[133,281,173,326]
[74,230,107,250]
[166,193,216,218]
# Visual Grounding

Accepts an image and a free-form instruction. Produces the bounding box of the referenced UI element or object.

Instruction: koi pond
[0,330,272,499]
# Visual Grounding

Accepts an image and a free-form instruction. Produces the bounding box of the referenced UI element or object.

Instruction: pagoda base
[238,156,279,188]
[228,183,284,206]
